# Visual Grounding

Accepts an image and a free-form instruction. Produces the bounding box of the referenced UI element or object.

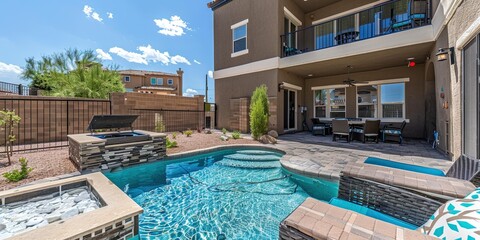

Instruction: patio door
[284,89,297,131]
[463,34,480,160]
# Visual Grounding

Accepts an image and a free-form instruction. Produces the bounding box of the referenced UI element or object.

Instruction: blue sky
[0,0,215,101]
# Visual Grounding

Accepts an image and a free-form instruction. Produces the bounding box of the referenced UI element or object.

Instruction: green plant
[232,131,241,140]
[184,130,193,137]
[2,158,33,182]
[249,85,269,140]
[222,128,227,135]
[172,132,178,139]
[155,115,166,133]
[0,110,21,165]
[166,137,178,149]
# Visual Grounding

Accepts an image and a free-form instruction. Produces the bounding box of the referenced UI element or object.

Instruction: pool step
[236,150,277,155]
[224,153,280,162]
[216,159,281,169]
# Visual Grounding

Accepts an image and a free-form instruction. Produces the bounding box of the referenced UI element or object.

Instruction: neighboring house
[209,0,480,163]
[119,68,184,96]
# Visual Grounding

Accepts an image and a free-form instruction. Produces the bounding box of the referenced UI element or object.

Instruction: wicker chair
[332,119,350,142]
[353,119,380,143]
[311,118,331,136]
[381,120,407,144]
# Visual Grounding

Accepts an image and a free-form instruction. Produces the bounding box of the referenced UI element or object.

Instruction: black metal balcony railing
[281,0,430,58]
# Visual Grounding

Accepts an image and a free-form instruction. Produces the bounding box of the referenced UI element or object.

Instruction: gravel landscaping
[0,131,258,191]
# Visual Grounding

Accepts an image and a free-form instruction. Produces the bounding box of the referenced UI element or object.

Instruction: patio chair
[381,120,407,144]
[332,119,350,142]
[353,119,380,143]
[391,0,429,31]
[310,118,331,136]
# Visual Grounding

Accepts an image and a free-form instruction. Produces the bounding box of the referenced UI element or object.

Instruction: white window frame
[167,79,174,85]
[313,86,347,119]
[284,7,302,49]
[231,19,249,58]
[124,76,130,82]
[355,79,408,120]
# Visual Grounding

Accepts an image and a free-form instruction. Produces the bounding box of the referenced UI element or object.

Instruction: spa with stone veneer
[68,115,167,172]
[0,173,142,240]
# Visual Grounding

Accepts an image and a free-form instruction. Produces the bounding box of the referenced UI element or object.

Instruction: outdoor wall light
[278,82,285,92]
[436,47,455,65]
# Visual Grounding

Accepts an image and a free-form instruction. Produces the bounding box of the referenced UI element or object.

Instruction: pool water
[105,148,338,240]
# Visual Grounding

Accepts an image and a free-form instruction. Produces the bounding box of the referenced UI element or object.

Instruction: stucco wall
[215,69,279,131]
[430,0,480,160]
[213,0,280,70]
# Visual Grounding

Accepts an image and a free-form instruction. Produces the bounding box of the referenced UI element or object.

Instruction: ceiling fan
[343,65,356,86]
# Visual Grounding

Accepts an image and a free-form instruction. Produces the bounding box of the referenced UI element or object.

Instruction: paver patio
[274,132,453,181]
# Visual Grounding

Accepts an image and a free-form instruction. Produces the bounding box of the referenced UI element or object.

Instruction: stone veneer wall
[70,215,138,240]
[68,131,166,172]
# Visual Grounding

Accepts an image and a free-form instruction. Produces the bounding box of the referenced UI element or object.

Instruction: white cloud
[154,16,191,36]
[171,55,191,65]
[194,60,201,65]
[107,12,114,19]
[138,45,171,65]
[109,47,147,64]
[208,70,214,79]
[0,62,23,74]
[83,5,103,22]
[108,45,191,66]
[96,49,112,61]
[183,88,199,97]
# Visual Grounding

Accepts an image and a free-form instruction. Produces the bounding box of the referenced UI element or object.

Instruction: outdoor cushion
[465,188,480,200]
[383,129,401,135]
[421,198,480,239]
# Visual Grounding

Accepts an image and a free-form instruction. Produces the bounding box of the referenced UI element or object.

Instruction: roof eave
[208,0,232,10]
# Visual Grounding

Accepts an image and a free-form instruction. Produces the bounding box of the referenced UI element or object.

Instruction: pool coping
[166,144,285,160]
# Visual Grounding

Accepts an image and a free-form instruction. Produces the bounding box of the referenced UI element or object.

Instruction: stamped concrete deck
[275,132,453,181]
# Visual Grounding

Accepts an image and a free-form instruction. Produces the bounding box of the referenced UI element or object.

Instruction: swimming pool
[105,148,338,240]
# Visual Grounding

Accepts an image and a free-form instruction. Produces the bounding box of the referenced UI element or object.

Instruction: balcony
[281,0,431,58]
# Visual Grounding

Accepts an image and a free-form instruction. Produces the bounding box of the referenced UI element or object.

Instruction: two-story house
[119,68,184,96]
[209,0,480,165]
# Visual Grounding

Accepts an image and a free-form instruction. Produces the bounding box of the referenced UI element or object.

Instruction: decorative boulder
[220,135,229,141]
[266,135,277,144]
[258,135,270,144]
[268,130,279,139]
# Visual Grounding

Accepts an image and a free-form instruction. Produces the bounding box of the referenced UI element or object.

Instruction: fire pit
[68,115,166,172]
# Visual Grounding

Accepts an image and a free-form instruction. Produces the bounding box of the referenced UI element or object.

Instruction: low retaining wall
[68,130,166,172]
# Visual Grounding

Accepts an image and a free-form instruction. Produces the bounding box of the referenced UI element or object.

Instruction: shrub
[2,158,33,182]
[166,137,178,148]
[184,130,193,137]
[0,110,21,165]
[249,85,269,139]
[232,131,241,140]
[222,128,227,135]
[172,132,178,139]
[155,115,166,133]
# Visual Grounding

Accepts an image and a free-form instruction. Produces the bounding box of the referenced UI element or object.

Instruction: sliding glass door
[463,34,480,159]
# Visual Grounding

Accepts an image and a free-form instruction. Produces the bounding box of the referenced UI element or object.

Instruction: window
[124,76,130,82]
[381,83,405,118]
[355,83,405,119]
[232,20,248,56]
[463,35,479,159]
[150,78,156,85]
[284,17,298,48]
[314,88,346,118]
[167,79,174,85]
[157,78,164,85]
[357,85,378,118]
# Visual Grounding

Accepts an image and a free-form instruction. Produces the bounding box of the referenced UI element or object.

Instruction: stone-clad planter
[0,173,142,240]
[68,130,166,172]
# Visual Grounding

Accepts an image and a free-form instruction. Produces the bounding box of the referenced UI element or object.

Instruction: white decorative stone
[10,222,26,233]
[74,191,90,203]
[45,213,61,223]
[26,217,43,227]
[0,231,13,239]
[60,207,79,220]
[0,224,5,231]
[83,207,96,213]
